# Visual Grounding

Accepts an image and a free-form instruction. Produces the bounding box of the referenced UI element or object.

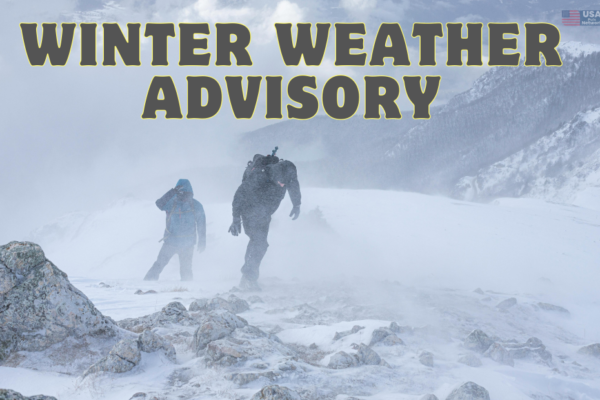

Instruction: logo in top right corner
[562,10,600,26]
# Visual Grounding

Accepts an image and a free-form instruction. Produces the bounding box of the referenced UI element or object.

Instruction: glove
[228,218,242,236]
[289,205,300,220]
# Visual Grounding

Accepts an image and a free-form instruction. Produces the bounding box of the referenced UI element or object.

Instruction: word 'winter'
[20,22,563,120]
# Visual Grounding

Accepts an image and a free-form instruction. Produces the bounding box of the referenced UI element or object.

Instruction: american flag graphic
[562,10,581,26]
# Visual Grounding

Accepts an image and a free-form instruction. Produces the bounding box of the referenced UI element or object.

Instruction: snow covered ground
[2,188,600,399]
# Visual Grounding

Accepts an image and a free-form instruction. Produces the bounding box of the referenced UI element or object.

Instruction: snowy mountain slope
[385,44,600,193]
[238,116,419,189]
[454,107,600,204]
[3,188,600,400]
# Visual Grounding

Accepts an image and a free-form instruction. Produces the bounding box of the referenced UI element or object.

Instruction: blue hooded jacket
[156,179,206,248]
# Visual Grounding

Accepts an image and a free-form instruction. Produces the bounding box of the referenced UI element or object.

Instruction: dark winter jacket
[232,157,301,220]
[157,179,206,248]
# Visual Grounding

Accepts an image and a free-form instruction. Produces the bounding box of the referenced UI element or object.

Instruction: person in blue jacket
[144,179,206,281]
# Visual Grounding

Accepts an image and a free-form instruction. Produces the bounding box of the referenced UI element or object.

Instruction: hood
[176,179,193,195]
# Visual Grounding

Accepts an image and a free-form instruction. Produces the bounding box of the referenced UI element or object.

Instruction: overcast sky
[1,0,598,243]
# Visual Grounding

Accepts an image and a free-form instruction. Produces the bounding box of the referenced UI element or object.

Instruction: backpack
[242,153,281,188]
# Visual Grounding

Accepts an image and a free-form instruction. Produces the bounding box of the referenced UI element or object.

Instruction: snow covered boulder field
[1,188,600,399]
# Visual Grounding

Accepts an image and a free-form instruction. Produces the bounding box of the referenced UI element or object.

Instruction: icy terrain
[2,188,600,400]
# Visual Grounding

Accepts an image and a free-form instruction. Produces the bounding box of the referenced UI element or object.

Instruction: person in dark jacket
[228,152,301,291]
[144,179,206,281]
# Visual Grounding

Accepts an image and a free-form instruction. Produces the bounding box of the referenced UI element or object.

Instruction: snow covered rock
[578,343,600,359]
[463,330,493,353]
[0,241,45,295]
[190,295,250,314]
[420,395,439,400]
[83,337,141,376]
[354,343,383,365]
[188,298,209,311]
[389,322,413,335]
[333,325,364,341]
[205,326,294,368]
[250,385,301,400]
[192,310,247,354]
[502,337,552,363]
[0,241,117,361]
[458,354,482,367]
[496,298,517,310]
[369,328,393,346]
[445,382,490,400]
[537,303,570,315]
[381,334,404,346]
[225,371,279,385]
[138,329,176,362]
[419,351,434,367]
[83,330,176,377]
[483,343,514,367]
[227,295,250,313]
[0,389,57,400]
[328,344,387,369]
[328,351,358,369]
[118,301,200,333]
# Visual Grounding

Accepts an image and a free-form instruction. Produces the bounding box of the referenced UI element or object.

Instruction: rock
[129,393,146,399]
[483,343,514,367]
[162,302,188,317]
[389,322,413,334]
[502,337,552,363]
[333,325,364,341]
[578,343,600,358]
[329,344,385,368]
[190,295,249,314]
[250,385,301,400]
[0,241,117,360]
[205,329,295,368]
[227,294,250,313]
[0,329,17,362]
[464,330,493,353]
[538,302,570,315]
[83,331,177,377]
[248,295,264,304]
[138,330,176,362]
[354,343,382,365]
[84,337,141,376]
[0,389,57,400]
[191,311,247,354]
[0,241,45,295]
[496,297,517,310]
[369,328,393,346]
[188,298,209,311]
[421,395,439,400]
[445,382,490,400]
[225,371,279,386]
[473,288,485,295]
[118,300,203,332]
[419,351,434,367]
[381,334,405,346]
[458,354,482,367]
[308,343,318,350]
[134,290,157,295]
[99,282,111,288]
[328,351,358,369]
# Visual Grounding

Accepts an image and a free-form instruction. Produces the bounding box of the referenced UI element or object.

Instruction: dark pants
[241,215,271,282]
[145,243,194,281]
